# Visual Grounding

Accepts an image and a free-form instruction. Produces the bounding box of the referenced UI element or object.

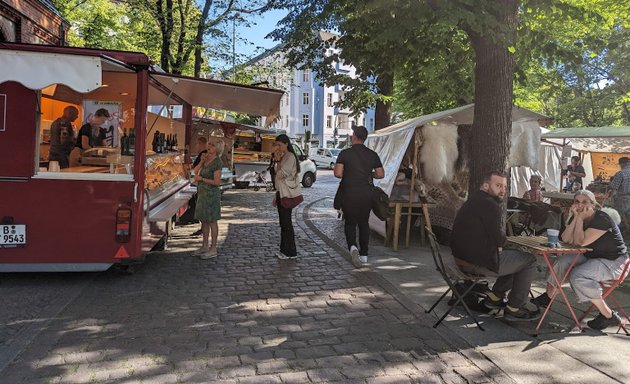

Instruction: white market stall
[541,126,630,203]
[365,104,550,239]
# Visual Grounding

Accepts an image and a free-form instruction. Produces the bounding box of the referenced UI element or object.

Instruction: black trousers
[342,188,372,256]
[277,192,297,256]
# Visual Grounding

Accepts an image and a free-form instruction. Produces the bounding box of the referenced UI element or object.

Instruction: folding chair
[577,258,630,335]
[424,227,487,331]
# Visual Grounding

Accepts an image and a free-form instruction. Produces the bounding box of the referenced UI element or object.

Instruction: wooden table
[385,199,433,251]
[507,235,591,333]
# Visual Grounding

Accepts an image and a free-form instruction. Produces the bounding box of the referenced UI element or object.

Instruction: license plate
[0,224,26,248]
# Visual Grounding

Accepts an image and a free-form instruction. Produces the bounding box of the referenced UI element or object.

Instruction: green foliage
[515,0,630,127]
[52,0,158,55]
[270,0,629,127]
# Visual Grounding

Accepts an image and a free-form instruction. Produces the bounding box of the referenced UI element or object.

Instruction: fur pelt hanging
[420,123,460,184]
[509,121,541,168]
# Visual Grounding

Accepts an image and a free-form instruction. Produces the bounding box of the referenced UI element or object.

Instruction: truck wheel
[254,186,260,191]
[329,162,335,169]
[302,172,314,188]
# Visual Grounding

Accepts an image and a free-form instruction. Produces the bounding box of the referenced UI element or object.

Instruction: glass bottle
[129,128,136,155]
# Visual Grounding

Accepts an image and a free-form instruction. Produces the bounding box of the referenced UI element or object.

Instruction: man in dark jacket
[451,171,539,321]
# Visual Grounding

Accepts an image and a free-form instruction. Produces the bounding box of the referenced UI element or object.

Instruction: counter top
[61,166,109,173]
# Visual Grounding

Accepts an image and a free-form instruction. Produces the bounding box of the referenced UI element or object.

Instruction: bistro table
[507,235,591,333]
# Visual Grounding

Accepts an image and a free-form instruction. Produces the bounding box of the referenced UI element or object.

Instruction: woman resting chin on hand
[531,190,629,331]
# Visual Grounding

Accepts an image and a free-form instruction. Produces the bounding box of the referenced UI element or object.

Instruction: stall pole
[406,131,419,247]
[183,104,193,164]
[131,67,149,255]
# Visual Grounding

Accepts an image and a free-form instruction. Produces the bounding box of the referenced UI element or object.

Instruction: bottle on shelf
[129,128,136,155]
[152,131,160,153]
[121,129,129,156]
[173,133,178,151]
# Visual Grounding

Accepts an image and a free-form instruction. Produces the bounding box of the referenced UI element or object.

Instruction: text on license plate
[0,224,26,247]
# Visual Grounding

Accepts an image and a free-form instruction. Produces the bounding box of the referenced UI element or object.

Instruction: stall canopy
[541,126,630,153]
[367,104,548,198]
[0,48,284,127]
[0,49,134,92]
[150,73,283,126]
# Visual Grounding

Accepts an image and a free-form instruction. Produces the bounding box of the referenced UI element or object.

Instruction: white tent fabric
[365,104,548,237]
[541,127,630,153]
[0,50,102,92]
[511,144,562,198]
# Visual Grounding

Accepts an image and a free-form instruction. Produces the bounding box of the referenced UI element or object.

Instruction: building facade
[251,34,375,147]
[0,0,69,45]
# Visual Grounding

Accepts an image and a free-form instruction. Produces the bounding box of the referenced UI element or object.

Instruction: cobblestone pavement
[0,176,513,384]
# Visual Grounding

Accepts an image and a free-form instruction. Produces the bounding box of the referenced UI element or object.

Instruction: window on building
[369,118,374,129]
[302,69,310,82]
[286,116,289,127]
[302,114,309,127]
[303,92,309,105]
[327,93,333,107]
[362,117,366,126]
[326,116,332,128]
[285,94,289,106]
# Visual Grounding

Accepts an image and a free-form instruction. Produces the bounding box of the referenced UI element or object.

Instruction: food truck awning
[0,49,132,93]
[541,126,630,153]
[150,73,284,126]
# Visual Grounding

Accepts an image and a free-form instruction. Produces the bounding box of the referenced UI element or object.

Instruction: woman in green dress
[193,137,224,259]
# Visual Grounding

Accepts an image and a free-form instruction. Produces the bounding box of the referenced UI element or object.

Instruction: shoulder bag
[349,147,390,221]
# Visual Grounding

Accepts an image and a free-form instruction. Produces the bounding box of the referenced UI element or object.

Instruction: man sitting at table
[451,171,540,321]
[531,190,628,330]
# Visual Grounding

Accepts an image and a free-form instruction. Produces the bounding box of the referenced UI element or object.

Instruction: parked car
[294,144,317,187]
[308,147,341,169]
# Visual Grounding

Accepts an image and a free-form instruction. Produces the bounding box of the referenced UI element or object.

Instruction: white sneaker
[350,245,359,261]
[358,255,368,263]
[200,249,218,260]
[277,252,296,260]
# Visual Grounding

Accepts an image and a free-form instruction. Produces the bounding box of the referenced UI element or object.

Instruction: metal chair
[424,227,487,330]
[577,258,630,335]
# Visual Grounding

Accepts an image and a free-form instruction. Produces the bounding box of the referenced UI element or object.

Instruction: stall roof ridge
[542,126,630,139]
[371,104,548,137]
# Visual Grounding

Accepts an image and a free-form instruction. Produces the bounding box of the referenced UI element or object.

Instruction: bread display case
[145,152,189,205]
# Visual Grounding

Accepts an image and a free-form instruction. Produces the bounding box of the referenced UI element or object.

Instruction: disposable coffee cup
[48,161,60,172]
[547,229,560,246]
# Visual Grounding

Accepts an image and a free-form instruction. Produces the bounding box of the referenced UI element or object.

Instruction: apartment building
[249,32,375,147]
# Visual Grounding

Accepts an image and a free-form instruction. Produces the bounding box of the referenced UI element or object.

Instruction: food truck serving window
[33,70,139,181]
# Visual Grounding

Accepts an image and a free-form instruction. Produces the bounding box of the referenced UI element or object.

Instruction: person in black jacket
[451,171,540,321]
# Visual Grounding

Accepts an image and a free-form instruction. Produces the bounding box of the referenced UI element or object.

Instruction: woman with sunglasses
[532,190,628,330]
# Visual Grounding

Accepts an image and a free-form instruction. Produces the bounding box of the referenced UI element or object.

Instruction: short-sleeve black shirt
[578,210,627,260]
[76,123,107,149]
[336,144,383,190]
[567,164,585,189]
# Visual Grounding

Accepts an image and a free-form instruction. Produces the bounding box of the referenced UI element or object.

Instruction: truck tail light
[115,206,132,243]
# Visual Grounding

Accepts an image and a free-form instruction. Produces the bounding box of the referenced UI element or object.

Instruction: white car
[293,144,317,187]
[309,147,341,169]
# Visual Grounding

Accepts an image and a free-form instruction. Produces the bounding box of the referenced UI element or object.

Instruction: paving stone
[0,186,501,384]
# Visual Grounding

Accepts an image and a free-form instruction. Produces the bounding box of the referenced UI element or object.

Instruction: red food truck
[0,43,283,272]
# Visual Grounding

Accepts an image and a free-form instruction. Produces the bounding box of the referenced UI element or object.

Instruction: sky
[235,9,287,60]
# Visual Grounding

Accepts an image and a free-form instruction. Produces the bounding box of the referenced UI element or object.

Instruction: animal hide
[420,123,459,184]
[509,121,541,168]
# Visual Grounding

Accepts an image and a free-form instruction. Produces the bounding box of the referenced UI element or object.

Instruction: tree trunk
[194,0,213,77]
[465,0,518,196]
[157,0,174,72]
[374,72,393,130]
